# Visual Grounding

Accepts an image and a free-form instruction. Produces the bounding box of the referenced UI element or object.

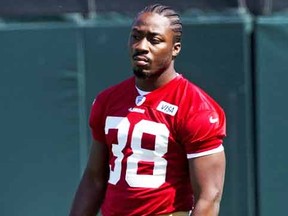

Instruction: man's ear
[172,42,181,58]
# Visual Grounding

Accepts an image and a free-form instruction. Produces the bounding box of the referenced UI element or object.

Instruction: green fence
[0,21,83,215]
[255,15,288,216]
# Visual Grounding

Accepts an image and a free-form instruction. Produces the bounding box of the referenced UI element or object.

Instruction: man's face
[128,12,180,79]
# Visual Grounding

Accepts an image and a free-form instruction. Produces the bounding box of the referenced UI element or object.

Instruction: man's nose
[135,38,149,51]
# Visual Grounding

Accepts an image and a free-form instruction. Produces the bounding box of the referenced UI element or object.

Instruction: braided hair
[137,4,183,43]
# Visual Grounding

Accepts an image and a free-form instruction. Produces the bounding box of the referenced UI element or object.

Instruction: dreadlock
[138,4,183,43]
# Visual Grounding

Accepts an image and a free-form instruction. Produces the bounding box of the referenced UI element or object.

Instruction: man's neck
[135,67,178,92]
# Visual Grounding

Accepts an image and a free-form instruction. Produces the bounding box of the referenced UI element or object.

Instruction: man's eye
[132,34,141,40]
[150,38,161,44]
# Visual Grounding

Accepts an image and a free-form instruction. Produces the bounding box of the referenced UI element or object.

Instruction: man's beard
[133,68,151,79]
[133,67,165,79]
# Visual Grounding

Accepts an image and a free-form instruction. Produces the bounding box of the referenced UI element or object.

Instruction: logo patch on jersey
[135,95,146,106]
[209,116,219,124]
[156,101,178,116]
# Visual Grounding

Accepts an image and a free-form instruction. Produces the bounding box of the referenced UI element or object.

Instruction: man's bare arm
[69,139,109,216]
[189,150,226,216]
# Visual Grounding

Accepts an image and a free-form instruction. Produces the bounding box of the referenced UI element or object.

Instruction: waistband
[159,211,191,216]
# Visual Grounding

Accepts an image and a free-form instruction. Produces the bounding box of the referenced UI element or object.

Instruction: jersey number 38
[105,116,169,188]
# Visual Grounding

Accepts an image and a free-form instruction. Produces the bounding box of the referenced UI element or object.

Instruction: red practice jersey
[89,74,226,216]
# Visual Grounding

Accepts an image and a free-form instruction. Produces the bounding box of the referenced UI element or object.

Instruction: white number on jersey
[105,117,169,188]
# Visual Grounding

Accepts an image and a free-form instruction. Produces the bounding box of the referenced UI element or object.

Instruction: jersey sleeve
[89,94,107,143]
[177,107,226,156]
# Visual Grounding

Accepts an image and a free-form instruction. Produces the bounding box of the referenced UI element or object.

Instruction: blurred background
[0,0,287,216]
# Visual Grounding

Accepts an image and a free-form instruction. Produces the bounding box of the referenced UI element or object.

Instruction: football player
[70,4,226,216]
